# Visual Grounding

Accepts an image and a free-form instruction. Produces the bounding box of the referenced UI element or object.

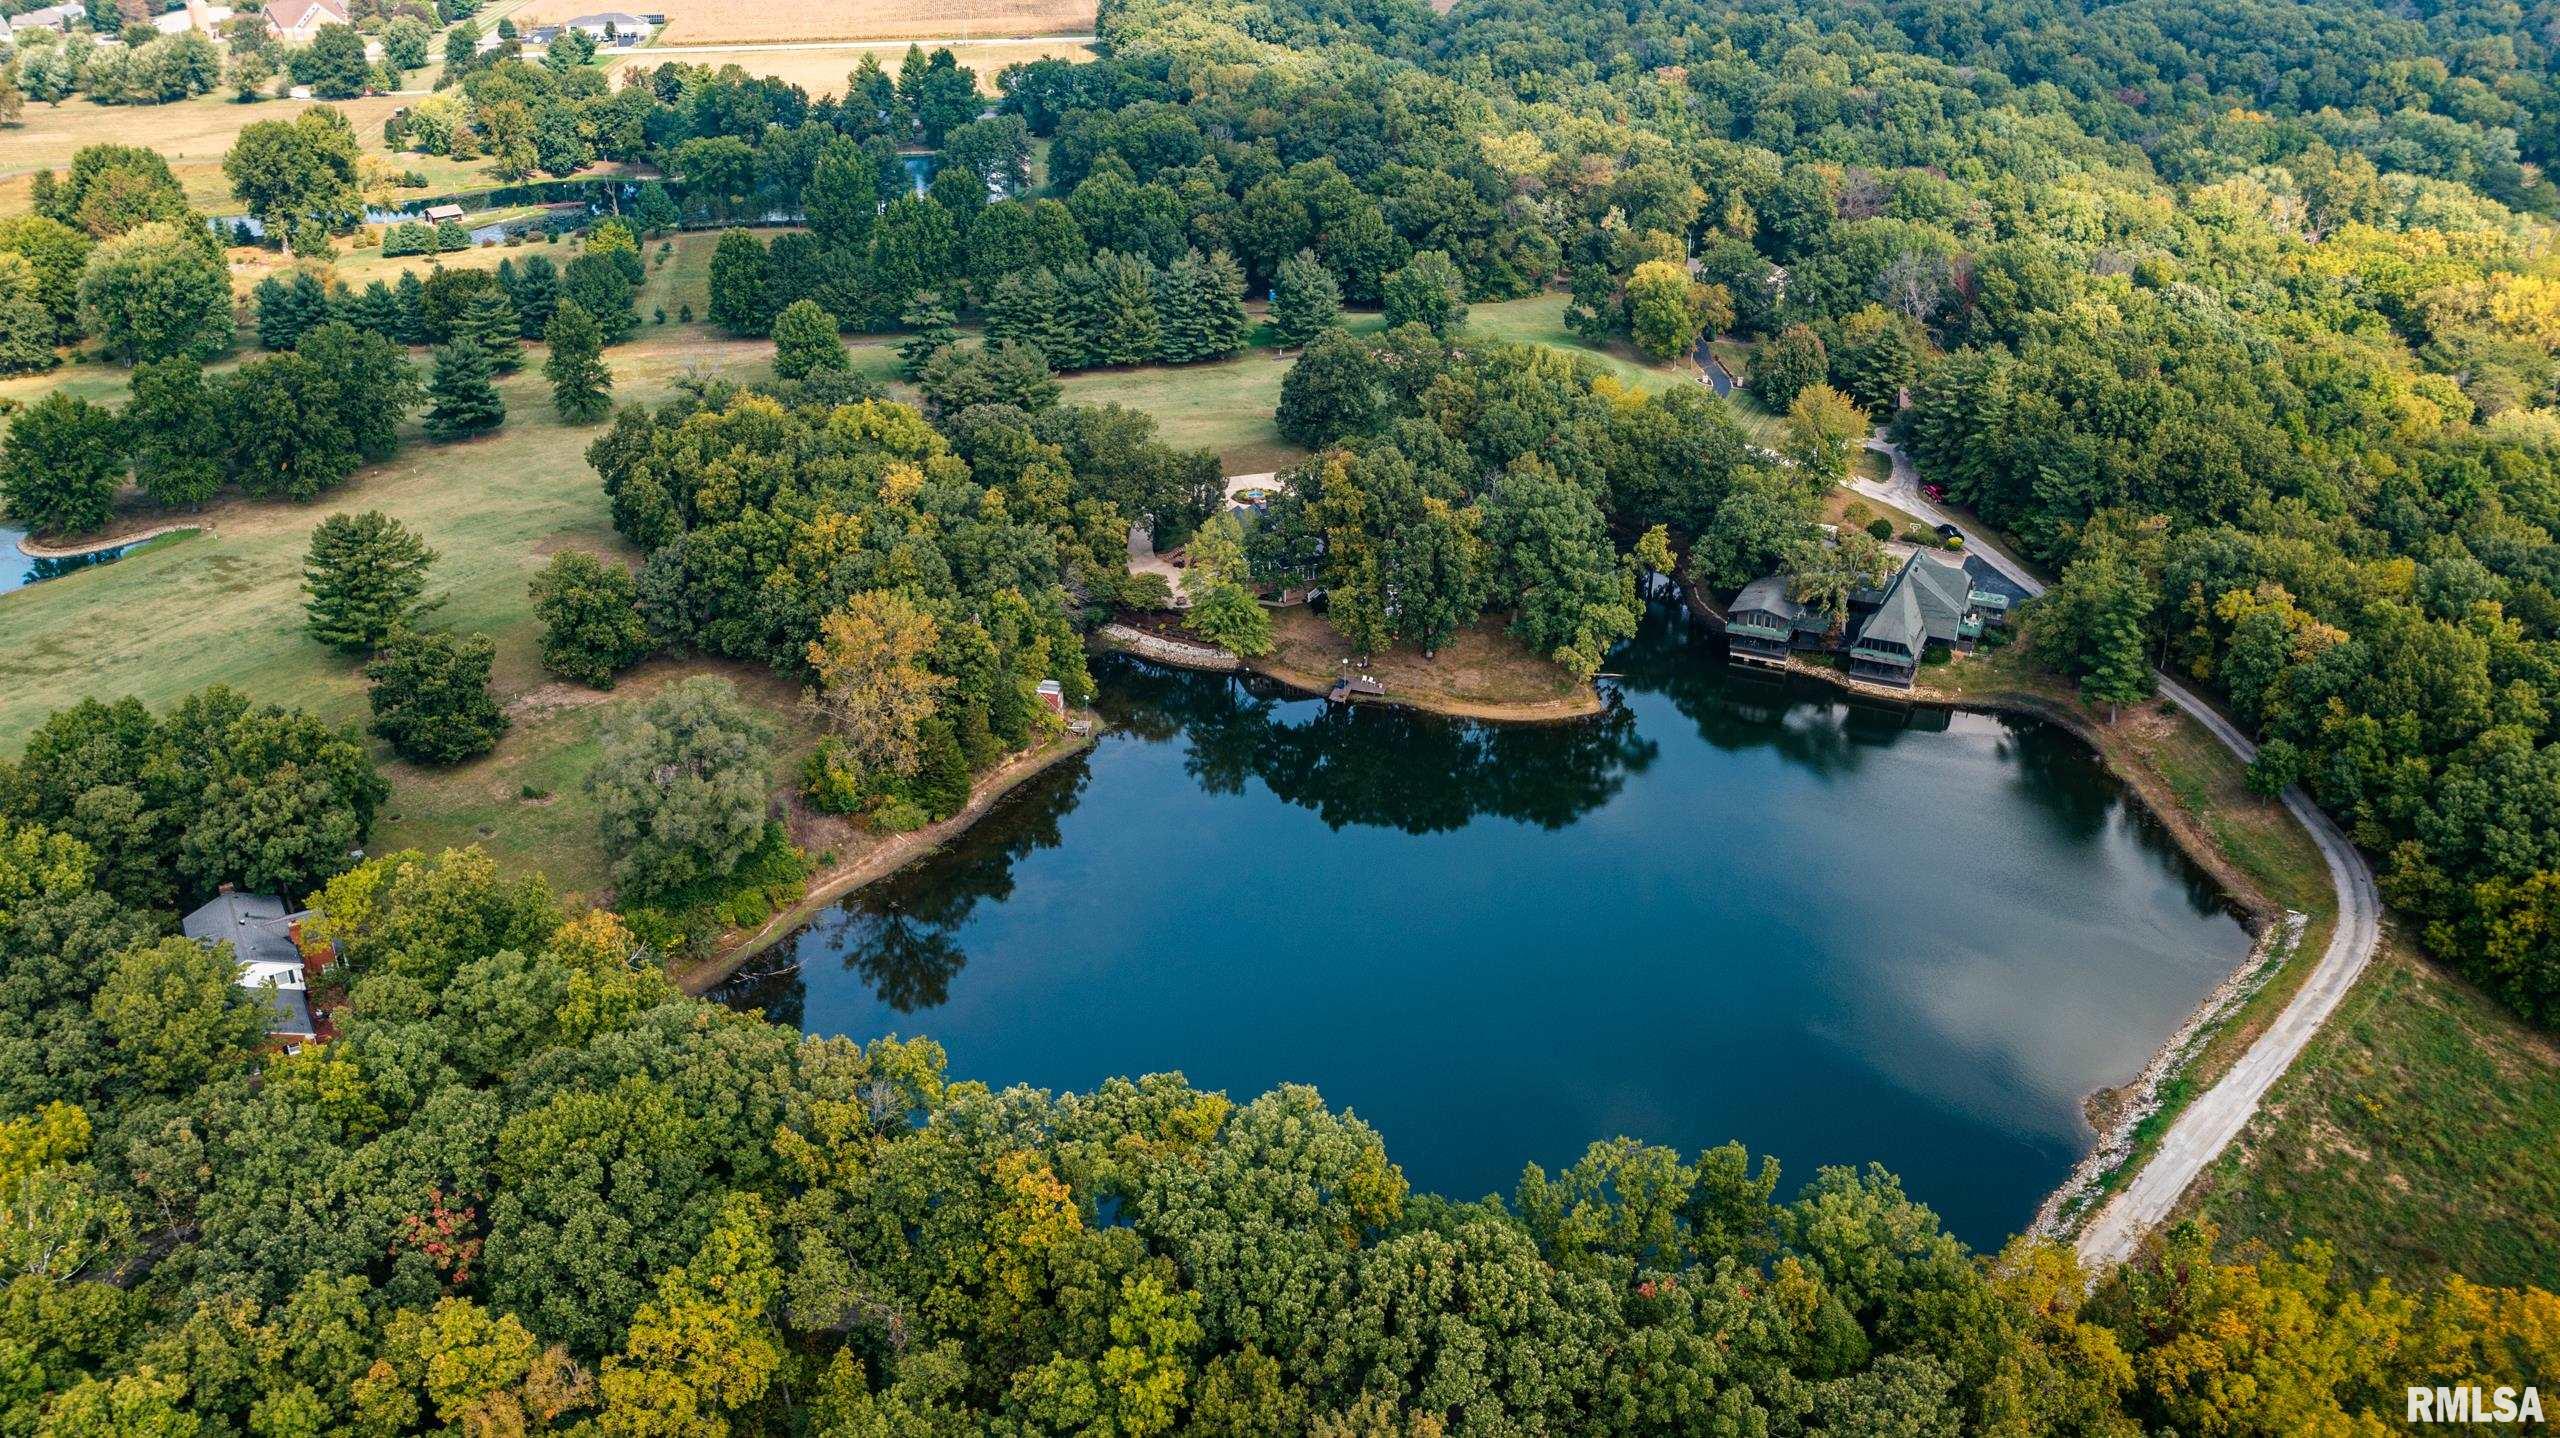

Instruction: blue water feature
[722,608,2253,1248]
[0,523,134,597]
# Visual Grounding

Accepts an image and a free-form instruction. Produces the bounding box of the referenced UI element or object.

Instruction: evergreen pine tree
[563,253,639,344]
[502,254,560,337]
[2081,593,2154,722]
[424,337,505,441]
[543,299,612,423]
[302,510,439,651]
[346,280,403,339]
[1075,251,1158,367]
[254,273,336,351]
[914,713,972,819]
[1151,253,1203,363]
[392,270,430,345]
[983,271,1036,348]
[898,291,959,378]
[1196,248,1251,359]
[987,268,1082,370]
[1269,248,1344,349]
[453,285,522,374]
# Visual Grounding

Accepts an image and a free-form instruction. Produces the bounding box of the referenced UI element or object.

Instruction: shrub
[1865,517,1894,541]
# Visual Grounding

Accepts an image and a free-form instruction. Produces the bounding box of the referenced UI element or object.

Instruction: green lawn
[0,329,767,750]
[2185,947,2560,1290]
[1058,351,1306,473]
[1464,291,1694,396]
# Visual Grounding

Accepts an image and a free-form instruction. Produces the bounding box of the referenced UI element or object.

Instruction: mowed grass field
[0,92,485,217]
[513,0,1094,44]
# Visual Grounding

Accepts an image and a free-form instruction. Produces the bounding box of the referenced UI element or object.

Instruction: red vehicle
[1920,483,1946,502]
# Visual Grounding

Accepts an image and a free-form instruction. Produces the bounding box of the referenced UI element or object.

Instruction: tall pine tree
[986,268,1082,370]
[707,227,773,335]
[1268,249,1342,349]
[303,510,439,651]
[345,280,403,340]
[1151,253,1207,363]
[452,285,522,374]
[392,270,430,345]
[501,254,560,337]
[1196,248,1250,359]
[1074,251,1158,367]
[424,337,505,441]
[898,291,959,378]
[544,299,612,423]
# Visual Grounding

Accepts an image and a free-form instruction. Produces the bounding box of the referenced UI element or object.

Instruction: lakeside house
[151,0,233,34]
[1728,550,2011,687]
[265,0,349,46]
[181,889,323,1048]
[1725,573,1832,667]
[1844,552,2010,686]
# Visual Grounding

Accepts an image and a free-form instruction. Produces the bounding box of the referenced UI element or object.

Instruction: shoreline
[15,522,203,560]
[1761,652,2330,1242]
[1093,621,1606,724]
[671,723,1097,996]
[1777,655,2280,922]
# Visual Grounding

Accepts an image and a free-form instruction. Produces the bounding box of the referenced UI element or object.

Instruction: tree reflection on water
[722,602,2000,1020]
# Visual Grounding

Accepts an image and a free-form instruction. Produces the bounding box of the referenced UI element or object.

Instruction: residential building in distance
[264,0,349,46]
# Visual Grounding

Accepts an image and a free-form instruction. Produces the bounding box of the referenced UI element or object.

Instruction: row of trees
[1,321,415,532]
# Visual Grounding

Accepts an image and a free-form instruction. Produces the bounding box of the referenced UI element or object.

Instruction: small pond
[0,524,137,597]
[720,606,2251,1246]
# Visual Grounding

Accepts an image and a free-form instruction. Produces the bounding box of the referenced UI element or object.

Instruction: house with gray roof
[1843,551,2005,687]
[1724,549,2009,686]
[1724,574,1832,667]
[182,889,320,1045]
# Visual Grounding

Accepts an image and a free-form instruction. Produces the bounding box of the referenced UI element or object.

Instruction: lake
[719,608,2252,1246]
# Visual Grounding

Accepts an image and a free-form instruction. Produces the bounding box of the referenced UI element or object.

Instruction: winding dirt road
[1849,436,2385,1269]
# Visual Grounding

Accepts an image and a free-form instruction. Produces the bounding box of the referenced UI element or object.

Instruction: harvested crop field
[635,38,1096,94]
[513,0,1095,45]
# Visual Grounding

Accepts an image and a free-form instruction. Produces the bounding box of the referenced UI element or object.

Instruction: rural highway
[1850,437,2386,1269]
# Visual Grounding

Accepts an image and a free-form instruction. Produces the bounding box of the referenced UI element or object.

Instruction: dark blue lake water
[721,609,2250,1246]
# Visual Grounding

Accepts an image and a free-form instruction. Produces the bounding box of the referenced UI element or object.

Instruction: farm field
[512,0,1095,45]
[617,39,1096,94]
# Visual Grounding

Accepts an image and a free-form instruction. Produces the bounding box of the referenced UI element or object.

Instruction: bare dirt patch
[1250,606,1601,721]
